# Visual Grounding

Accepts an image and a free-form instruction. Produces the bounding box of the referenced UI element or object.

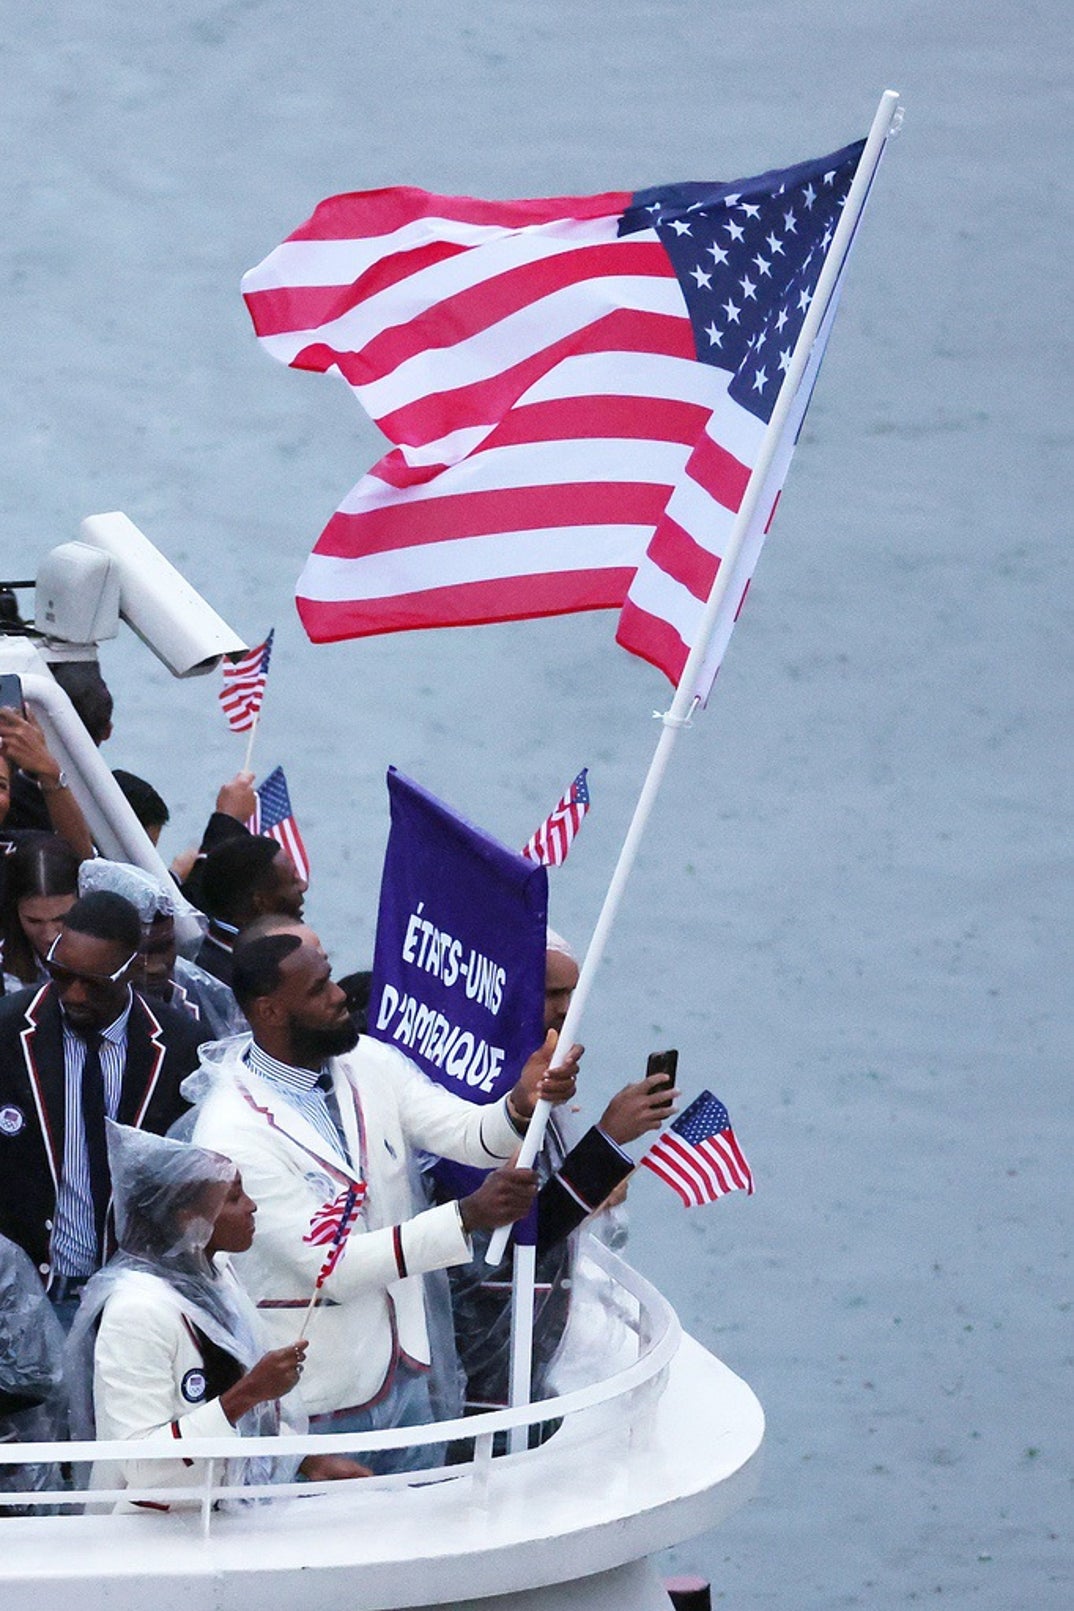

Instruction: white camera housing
[77,511,246,677]
[35,542,121,645]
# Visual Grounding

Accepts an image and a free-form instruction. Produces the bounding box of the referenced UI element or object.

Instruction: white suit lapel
[236,1067,363,1187]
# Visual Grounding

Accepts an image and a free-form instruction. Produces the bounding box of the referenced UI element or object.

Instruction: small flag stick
[296,1185,361,1343]
[241,711,260,775]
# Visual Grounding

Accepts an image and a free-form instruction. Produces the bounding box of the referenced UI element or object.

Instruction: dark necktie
[315,1070,351,1164]
[80,1031,111,1257]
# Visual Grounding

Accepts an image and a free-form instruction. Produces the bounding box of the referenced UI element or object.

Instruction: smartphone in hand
[0,674,26,717]
[646,1048,678,1111]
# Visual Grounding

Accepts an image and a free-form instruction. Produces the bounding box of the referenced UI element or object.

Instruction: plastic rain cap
[105,1120,235,1263]
[78,859,208,952]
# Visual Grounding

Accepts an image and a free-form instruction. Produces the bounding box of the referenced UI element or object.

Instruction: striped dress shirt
[52,992,133,1277]
[244,1042,353,1167]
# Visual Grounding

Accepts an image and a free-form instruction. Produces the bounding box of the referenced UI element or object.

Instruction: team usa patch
[180,1369,207,1403]
[0,1104,25,1136]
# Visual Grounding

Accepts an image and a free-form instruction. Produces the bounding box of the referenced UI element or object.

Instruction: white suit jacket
[190,1035,520,1415]
[92,1266,244,1510]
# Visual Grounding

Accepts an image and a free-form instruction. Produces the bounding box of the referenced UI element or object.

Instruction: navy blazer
[0,983,206,1282]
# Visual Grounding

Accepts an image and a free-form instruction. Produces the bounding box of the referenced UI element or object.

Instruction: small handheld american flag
[219,630,274,733]
[247,764,310,884]
[304,1184,366,1286]
[521,768,591,867]
[641,1090,753,1207]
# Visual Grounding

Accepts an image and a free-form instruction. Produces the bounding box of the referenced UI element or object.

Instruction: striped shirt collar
[60,988,134,1046]
[244,1038,325,1094]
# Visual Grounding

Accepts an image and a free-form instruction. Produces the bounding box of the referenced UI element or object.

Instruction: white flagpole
[241,710,261,775]
[506,1242,538,1453]
[490,92,902,1296]
[295,1283,322,1345]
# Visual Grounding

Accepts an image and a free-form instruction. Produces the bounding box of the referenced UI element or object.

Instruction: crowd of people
[0,662,678,1509]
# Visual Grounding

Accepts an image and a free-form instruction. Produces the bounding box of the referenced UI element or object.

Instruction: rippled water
[2,4,1069,1604]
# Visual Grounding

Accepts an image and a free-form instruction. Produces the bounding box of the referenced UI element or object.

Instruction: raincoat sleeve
[0,1238,65,1417]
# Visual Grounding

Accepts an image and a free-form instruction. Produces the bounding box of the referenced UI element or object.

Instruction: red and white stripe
[219,634,272,733]
[641,1128,754,1209]
[304,1183,366,1286]
[242,185,829,690]
[520,771,589,867]
[619,287,845,698]
[243,189,727,655]
[248,798,310,886]
[304,1183,367,1246]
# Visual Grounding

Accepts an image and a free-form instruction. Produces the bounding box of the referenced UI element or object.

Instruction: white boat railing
[0,1244,681,1537]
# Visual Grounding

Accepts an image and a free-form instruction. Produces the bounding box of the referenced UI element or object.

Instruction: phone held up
[0,674,26,718]
[646,1048,678,1113]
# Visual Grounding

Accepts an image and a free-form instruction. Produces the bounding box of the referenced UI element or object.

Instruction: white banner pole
[488,90,902,1279]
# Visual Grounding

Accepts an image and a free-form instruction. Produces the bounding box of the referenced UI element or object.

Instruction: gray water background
[2,3,1070,1604]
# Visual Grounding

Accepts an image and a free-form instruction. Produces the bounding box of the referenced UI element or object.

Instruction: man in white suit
[187,932,579,1470]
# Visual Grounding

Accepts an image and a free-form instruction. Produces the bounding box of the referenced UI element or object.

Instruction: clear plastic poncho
[176,1036,464,1436]
[77,856,207,960]
[170,955,247,1038]
[65,1122,302,1503]
[0,1234,67,1504]
[78,858,245,1034]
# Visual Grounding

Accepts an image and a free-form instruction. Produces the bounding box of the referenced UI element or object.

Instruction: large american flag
[219,630,274,732]
[242,139,864,691]
[641,1090,754,1207]
[247,764,310,883]
[521,768,590,867]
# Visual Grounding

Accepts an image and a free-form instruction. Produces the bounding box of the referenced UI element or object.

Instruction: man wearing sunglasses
[0,890,207,1326]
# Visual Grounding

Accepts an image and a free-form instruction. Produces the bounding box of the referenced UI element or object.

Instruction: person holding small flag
[67,1122,367,1508]
[181,929,581,1474]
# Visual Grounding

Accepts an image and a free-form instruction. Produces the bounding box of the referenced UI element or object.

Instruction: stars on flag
[628,148,855,421]
[640,1090,754,1208]
[520,769,591,868]
[247,764,310,884]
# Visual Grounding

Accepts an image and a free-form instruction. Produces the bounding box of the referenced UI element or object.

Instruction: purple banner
[369,769,548,1113]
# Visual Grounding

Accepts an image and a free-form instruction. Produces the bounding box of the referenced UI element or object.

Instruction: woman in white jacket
[66,1122,364,1510]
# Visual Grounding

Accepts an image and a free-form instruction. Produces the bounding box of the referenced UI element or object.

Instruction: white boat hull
[2,1334,762,1610]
